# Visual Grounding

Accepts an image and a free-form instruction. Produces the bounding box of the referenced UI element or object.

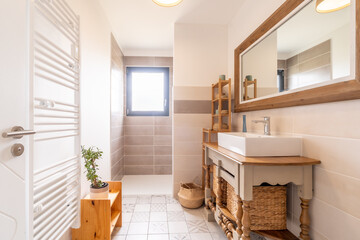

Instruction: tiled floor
[112,194,228,240]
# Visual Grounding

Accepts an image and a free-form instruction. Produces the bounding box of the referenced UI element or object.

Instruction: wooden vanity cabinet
[203,143,320,240]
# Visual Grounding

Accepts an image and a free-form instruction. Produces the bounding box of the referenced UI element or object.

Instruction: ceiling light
[316,0,350,13]
[152,0,183,7]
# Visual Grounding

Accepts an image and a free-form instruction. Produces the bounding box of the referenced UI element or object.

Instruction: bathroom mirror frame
[234,0,360,112]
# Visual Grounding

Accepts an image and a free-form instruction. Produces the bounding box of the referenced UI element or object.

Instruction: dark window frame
[126,67,170,116]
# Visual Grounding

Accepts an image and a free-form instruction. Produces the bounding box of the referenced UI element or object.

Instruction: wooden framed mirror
[234,0,360,112]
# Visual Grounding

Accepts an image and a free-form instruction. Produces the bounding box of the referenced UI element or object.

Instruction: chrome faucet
[252,117,271,135]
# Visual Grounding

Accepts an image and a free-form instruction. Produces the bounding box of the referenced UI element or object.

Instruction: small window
[126,67,169,116]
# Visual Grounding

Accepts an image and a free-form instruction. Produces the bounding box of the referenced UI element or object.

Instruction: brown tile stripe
[174,100,211,114]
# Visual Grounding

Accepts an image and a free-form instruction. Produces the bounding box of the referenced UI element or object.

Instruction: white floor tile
[123,213,133,223]
[205,221,223,233]
[148,234,169,240]
[148,222,169,234]
[134,204,151,212]
[151,196,166,203]
[167,211,185,222]
[123,197,137,204]
[127,222,149,235]
[183,209,205,221]
[186,220,209,233]
[168,221,189,234]
[112,223,129,236]
[151,203,167,212]
[210,232,227,240]
[131,212,150,222]
[150,212,167,222]
[167,204,183,212]
[189,233,212,240]
[169,233,191,240]
[126,235,147,240]
[112,236,126,240]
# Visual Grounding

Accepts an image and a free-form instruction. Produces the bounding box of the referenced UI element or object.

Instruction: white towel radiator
[31,0,81,239]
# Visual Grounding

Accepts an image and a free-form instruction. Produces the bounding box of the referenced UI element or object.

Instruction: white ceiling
[99,0,244,56]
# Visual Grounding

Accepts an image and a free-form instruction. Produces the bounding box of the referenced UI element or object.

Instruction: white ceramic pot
[90,182,109,199]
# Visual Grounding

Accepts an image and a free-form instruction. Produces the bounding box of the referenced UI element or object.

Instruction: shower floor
[121,175,172,195]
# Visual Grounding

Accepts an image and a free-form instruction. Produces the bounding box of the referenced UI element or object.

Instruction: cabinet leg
[300,198,311,240]
[234,195,243,237]
[205,165,210,209]
[241,200,251,240]
[216,176,223,208]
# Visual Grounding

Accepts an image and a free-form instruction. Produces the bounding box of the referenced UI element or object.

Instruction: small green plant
[81,146,103,188]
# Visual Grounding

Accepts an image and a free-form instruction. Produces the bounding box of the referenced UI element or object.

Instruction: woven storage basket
[213,165,287,230]
[226,182,287,230]
[178,183,204,209]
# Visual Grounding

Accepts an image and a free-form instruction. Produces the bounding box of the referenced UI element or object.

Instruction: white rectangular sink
[218,132,302,157]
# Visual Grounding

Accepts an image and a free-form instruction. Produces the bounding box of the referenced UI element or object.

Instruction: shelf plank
[254,230,299,240]
[219,207,236,222]
[83,191,119,207]
[110,211,121,233]
[109,191,120,207]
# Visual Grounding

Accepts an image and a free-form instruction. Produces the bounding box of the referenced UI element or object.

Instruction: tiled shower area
[123,56,173,176]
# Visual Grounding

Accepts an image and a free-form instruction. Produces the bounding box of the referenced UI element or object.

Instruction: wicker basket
[213,165,287,230]
[178,183,204,209]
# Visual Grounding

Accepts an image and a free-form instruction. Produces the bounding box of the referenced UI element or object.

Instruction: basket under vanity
[203,143,320,240]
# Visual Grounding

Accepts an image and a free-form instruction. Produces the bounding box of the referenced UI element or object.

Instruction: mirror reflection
[241,0,351,101]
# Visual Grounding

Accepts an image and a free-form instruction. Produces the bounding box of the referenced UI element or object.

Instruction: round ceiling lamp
[152,0,183,7]
[315,0,350,13]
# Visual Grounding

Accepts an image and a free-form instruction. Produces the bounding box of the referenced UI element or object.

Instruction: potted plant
[81,146,109,199]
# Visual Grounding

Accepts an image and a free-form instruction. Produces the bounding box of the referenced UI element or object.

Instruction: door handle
[2,126,36,139]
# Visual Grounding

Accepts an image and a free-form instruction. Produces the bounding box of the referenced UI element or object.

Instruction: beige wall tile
[125,166,154,175]
[154,155,172,165]
[174,155,202,171]
[298,40,330,63]
[302,135,360,179]
[174,114,212,128]
[125,125,154,136]
[154,135,172,146]
[155,117,172,125]
[155,146,172,155]
[155,125,172,135]
[155,166,172,175]
[173,127,203,142]
[125,135,153,145]
[174,100,211,114]
[313,166,360,219]
[154,57,173,66]
[174,142,202,156]
[292,100,360,138]
[125,146,153,156]
[299,53,330,73]
[125,116,154,125]
[125,56,155,66]
[173,86,211,100]
[124,156,153,165]
[310,197,360,239]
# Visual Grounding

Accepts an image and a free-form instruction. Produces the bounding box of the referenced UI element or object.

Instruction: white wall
[228,0,360,239]
[67,0,112,197]
[174,23,228,86]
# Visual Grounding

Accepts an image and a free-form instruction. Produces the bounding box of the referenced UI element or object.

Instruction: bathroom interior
[1,0,359,239]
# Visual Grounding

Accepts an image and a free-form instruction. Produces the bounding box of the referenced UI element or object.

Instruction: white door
[0,1,80,239]
[0,0,32,239]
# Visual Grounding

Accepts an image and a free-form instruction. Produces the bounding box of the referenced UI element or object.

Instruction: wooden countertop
[204,142,321,166]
